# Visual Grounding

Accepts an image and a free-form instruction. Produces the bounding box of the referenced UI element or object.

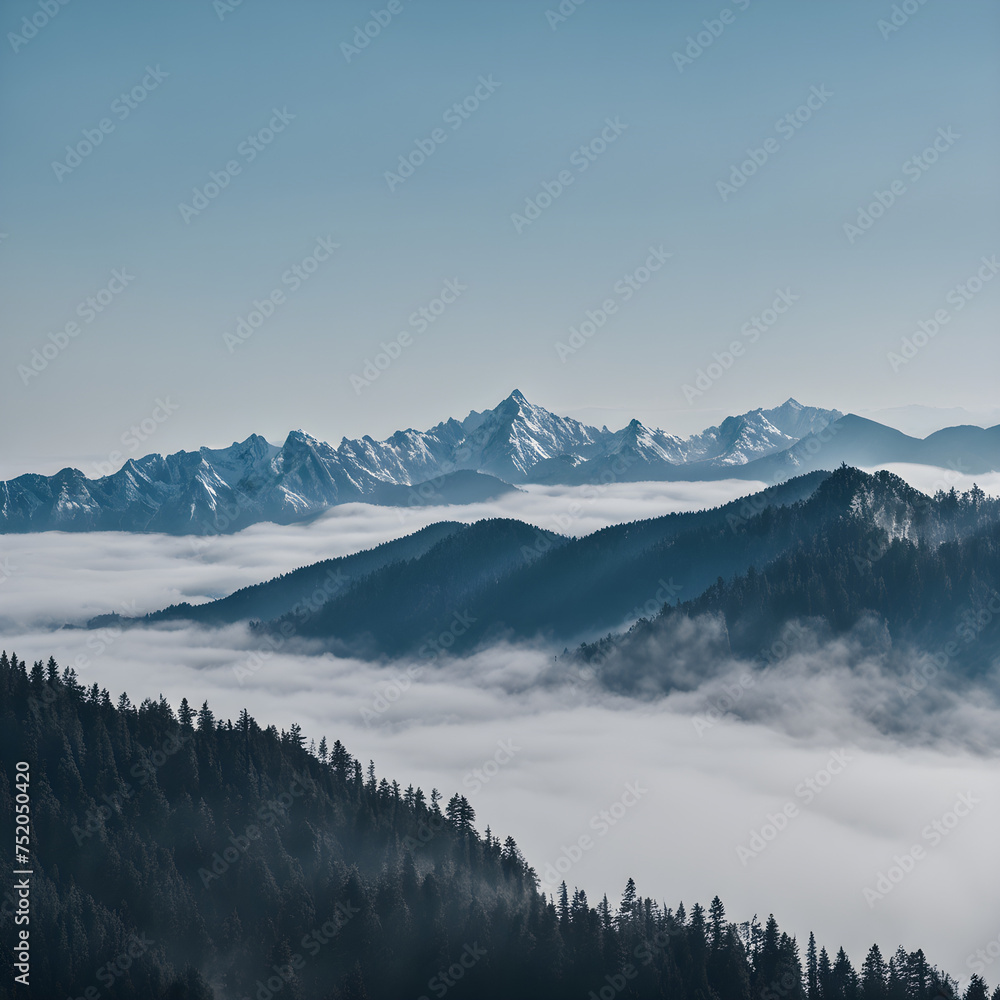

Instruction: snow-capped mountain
[4,391,992,536]
[672,399,842,465]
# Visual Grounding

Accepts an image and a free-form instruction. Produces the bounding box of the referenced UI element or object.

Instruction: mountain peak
[498,389,531,413]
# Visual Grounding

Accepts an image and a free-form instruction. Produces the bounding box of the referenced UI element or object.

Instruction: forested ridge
[578,467,1000,678]
[0,652,994,1000]
[107,467,1000,670]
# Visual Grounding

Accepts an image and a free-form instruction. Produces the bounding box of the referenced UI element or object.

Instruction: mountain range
[4,391,999,535]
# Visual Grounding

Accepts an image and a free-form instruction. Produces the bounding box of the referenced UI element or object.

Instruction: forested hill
[132,467,1000,666]
[131,471,829,654]
[0,653,995,1000]
[577,467,1000,682]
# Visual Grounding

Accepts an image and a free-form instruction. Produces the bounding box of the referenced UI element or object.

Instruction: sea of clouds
[1,473,998,985]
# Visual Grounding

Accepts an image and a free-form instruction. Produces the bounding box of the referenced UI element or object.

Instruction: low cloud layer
[0,478,762,628]
[4,616,998,985]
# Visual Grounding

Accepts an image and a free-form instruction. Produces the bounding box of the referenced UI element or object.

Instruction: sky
[2,0,999,474]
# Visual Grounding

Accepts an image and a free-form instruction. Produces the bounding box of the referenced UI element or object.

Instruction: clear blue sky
[2,0,998,471]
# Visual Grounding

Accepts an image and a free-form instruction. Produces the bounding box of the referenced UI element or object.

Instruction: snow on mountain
[0,392,952,536]
[451,390,611,481]
[671,400,844,467]
[603,419,687,464]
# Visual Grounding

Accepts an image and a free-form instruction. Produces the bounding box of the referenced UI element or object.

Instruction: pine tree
[598,894,612,932]
[808,932,820,1000]
[557,882,569,926]
[197,700,215,731]
[831,946,858,1000]
[709,895,726,949]
[819,947,833,1000]
[618,877,638,926]
[964,977,989,1000]
[862,944,888,1000]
